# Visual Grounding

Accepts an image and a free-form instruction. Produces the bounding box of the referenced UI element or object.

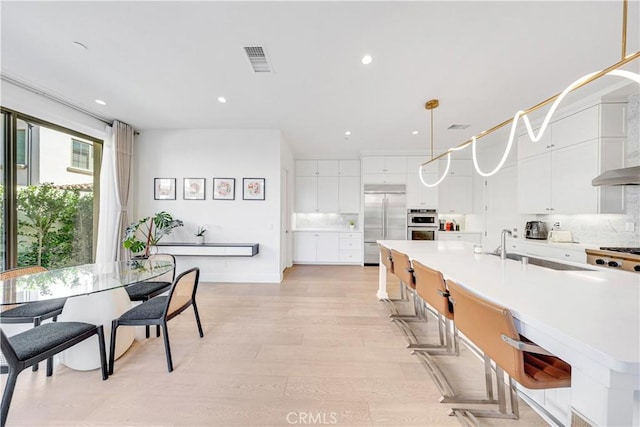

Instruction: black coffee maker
[525,221,548,240]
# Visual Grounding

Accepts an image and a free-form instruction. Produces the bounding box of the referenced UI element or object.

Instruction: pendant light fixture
[419,0,639,187]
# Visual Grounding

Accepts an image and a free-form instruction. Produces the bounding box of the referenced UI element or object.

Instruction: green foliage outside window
[14,183,93,268]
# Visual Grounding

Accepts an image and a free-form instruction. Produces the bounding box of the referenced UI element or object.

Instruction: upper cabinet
[294,159,361,213]
[362,156,407,184]
[406,156,439,208]
[438,159,472,213]
[517,103,626,214]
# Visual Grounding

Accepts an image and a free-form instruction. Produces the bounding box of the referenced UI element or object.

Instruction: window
[71,139,93,171]
[1,108,102,270]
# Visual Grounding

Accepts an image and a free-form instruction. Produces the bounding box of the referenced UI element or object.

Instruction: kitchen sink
[487,252,596,271]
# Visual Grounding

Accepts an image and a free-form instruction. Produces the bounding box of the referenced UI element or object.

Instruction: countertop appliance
[525,221,548,240]
[407,209,438,241]
[585,247,640,273]
[363,184,406,265]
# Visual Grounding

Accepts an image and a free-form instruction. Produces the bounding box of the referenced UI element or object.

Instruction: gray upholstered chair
[109,267,203,374]
[0,323,108,427]
[124,253,176,338]
[0,266,67,371]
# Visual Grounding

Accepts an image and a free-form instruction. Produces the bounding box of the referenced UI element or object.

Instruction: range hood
[592,166,640,186]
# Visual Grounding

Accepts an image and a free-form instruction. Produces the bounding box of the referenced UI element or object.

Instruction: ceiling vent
[243,46,271,73]
[448,124,471,130]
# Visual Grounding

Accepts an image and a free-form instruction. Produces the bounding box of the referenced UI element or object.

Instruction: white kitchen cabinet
[317,177,339,212]
[406,156,439,208]
[295,176,319,212]
[407,170,439,208]
[296,160,339,177]
[339,160,361,176]
[362,156,407,184]
[293,232,340,264]
[339,232,363,264]
[438,232,482,244]
[437,159,472,213]
[517,102,626,214]
[362,156,407,174]
[338,176,360,213]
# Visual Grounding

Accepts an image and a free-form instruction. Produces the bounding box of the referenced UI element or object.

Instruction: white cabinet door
[316,160,340,176]
[517,154,551,214]
[362,156,406,174]
[296,160,318,177]
[338,176,360,213]
[295,176,318,212]
[438,232,482,244]
[552,105,599,150]
[317,177,339,212]
[518,129,551,161]
[339,160,361,176]
[439,176,472,214]
[293,232,317,262]
[551,140,598,214]
[407,171,439,208]
[316,233,340,263]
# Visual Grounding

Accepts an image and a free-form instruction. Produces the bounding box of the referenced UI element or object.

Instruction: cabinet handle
[550,144,555,148]
[546,145,551,149]
[565,254,570,257]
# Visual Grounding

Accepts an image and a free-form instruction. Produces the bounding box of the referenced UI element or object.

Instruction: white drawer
[340,238,361,251]
[340,251,362,263]
[339,232,362,239]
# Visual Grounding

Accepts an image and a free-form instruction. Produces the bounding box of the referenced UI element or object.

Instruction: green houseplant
[123,211,183,257]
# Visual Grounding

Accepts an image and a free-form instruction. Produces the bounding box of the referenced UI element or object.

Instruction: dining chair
[109,267,203,374]
[0,323,108,427]
[124,253,176,338]
[0,266,68,371]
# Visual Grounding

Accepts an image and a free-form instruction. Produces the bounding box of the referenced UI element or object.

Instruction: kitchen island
[378,240,639,427]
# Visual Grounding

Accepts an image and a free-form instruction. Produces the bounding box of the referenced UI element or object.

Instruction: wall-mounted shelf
[157,242,259,257]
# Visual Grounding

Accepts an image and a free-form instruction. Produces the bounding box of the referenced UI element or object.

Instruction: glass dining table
[1,259,173,371]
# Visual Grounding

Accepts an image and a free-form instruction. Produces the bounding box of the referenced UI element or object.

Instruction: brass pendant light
[425,99,439,160]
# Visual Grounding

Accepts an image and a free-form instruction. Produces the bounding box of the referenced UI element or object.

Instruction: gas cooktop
[600,247,640,255]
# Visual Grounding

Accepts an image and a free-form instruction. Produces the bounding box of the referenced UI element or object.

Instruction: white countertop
[379,240,639,375]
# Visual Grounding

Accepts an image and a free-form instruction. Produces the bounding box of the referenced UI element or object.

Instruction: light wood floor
[2,265,547,426]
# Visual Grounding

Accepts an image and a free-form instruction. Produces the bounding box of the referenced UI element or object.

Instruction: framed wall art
[183,178,206,200]
[154,178,176,200]
[243,178,265,200]
[213,178,235,200]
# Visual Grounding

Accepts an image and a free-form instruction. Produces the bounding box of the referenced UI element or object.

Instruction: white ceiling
[1,1,639,158]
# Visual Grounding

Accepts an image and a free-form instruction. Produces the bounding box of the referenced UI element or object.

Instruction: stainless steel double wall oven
[407,209,438,241]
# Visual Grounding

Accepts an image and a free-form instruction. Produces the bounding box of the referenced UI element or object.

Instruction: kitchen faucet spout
[500,229,512,259]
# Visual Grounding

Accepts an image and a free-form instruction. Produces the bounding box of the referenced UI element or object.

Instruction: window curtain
[95,120,134,262]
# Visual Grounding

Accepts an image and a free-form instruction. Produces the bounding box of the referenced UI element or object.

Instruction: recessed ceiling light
[345,131,351,136]
[72,41,88,50]
[95,99,106,105]
[412,130,419,135]
[361,55,373,65]
[217,97,227,103]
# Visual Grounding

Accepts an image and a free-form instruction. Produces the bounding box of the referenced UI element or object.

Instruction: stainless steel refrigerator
[363,184,407,265]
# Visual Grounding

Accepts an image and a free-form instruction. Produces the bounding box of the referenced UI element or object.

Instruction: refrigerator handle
[382,196,387,239]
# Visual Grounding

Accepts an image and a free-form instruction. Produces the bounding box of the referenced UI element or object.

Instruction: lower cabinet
[507,238,587,263]
[437,232,482,244]
[293,231,362,264]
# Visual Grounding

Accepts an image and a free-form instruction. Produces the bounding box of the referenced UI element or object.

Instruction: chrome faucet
[500,229,512,259]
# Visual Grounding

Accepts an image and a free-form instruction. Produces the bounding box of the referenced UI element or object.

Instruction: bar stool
[446,279,571,424]
[377,243,408,304]
[387,249,425,342]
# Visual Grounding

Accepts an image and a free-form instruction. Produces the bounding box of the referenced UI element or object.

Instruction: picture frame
[183,178,206,200]
[213,178,235,200]
[154,178,176,200]
[243,178,265,200]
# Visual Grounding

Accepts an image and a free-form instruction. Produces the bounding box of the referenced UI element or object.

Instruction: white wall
[134,129,285,283]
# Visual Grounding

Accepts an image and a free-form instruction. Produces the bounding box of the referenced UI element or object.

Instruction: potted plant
[123,211,184,257]
[349,220,356,231]
[195,225,207,244]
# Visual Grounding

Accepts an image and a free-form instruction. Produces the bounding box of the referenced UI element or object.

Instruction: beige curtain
[113,121,134,261]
